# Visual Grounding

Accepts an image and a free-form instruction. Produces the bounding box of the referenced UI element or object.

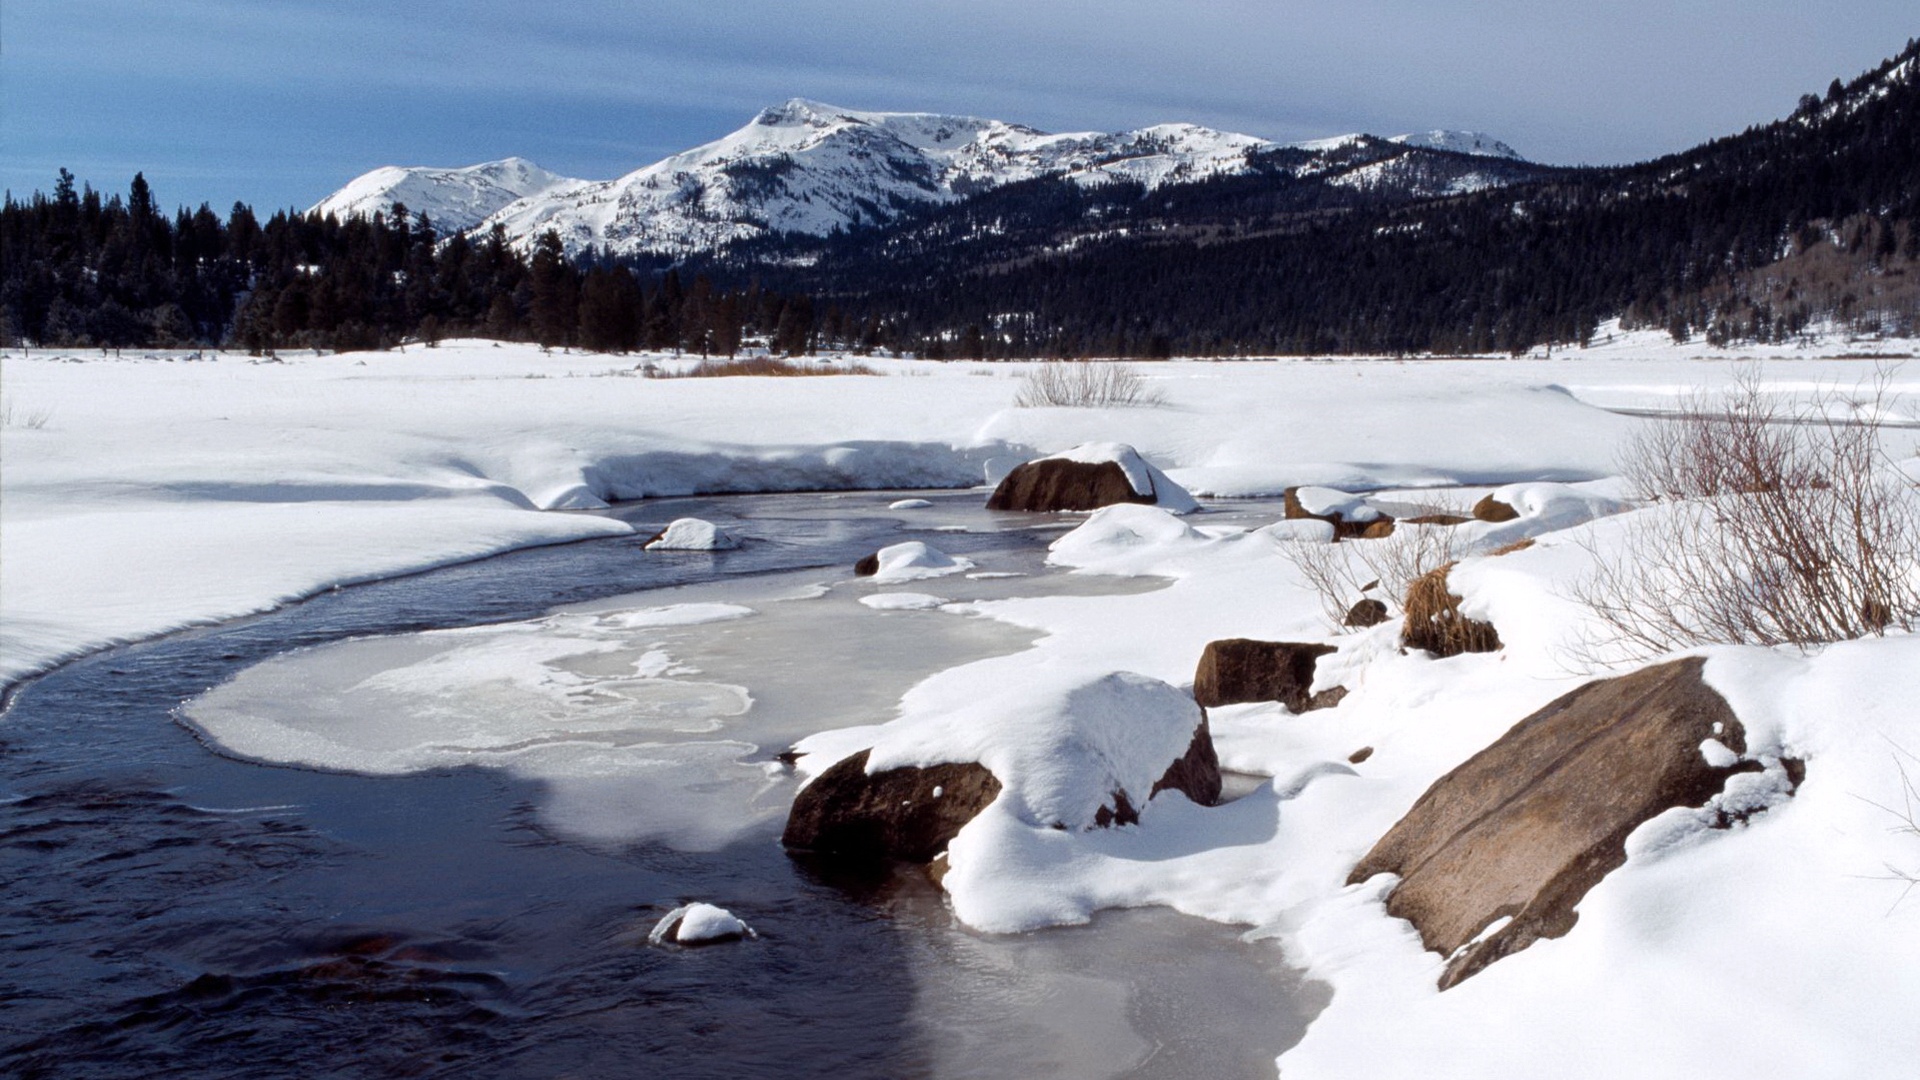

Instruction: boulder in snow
[853,540,970,582]
[643,517,740,551]
[987,442,1198,514]
[1471,493,1520,522]
[1344,598,1390,628]
[1284,485,1392,539]
[1191,638,1339,712]
[783,672,1219,863]
[1348,658,1790,988]
[649,902,756,946]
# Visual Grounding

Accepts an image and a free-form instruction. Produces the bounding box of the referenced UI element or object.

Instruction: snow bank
[644,517,740,551]
[864,540,972,583]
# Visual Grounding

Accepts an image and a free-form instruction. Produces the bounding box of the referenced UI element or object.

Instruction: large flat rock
[1348,657,1774,988]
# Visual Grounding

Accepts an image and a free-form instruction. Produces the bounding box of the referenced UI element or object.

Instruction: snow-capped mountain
[313,100,1527,256]
[309,157,579,234]
[1388,130,1522,159]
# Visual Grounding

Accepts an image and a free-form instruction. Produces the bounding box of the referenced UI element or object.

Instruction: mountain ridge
[309,100,1528,256]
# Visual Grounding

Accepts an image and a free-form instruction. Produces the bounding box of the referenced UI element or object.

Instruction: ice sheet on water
[183,601,772,849]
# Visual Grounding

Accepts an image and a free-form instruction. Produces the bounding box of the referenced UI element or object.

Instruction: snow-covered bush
[1577,368,1920,655]
[1013,361,1166,408]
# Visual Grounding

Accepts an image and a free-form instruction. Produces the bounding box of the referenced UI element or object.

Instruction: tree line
[0,178,843,355]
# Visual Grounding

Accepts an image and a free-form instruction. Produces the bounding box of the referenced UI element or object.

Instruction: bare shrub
[2,402,53,430]
[1575,367,1920,657]
[1013,361,1166,408]
[1280,511,1469,631]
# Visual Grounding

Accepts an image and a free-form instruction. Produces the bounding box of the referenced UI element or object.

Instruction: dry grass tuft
[1402,564,1503,657]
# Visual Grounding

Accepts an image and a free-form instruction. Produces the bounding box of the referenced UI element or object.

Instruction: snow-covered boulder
[987,442,1199,514]
[1349,657,1796,988]
[783,672,1219,863]
[1284,485,1391,538]
[852,540,971,582]
[643,517,740,551]
[1458,481,1632,552]
[648,902,756,946]
[1191,639,1340,711]
[1047,503,1211,569]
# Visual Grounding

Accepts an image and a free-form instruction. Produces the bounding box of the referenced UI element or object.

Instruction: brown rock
[1148,713,1223,809]
[1401,564,1500,657]
[853,552,881,576]
[987,459,1155,512]
[1192,638,1336,711]
[783,719,1222,862]
[1344,599,1390,628]
[1307,686,1349,711]
[1406,514,1470,526]
[782,750,1002,862]
[1348,746,1374,764]
[1283,486,1394,540]
[1347,658,1783,989]
[1472,494,1520,522]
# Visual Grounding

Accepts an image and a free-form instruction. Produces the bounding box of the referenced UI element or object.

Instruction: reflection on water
[4,489,1326,1079]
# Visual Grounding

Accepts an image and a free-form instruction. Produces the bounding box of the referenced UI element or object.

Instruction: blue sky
[5,1,1914,214]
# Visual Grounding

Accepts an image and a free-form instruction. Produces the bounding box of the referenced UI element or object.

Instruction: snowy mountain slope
[309,157,580,233]
[313,100,1528,257]
[1388,130,1522,160]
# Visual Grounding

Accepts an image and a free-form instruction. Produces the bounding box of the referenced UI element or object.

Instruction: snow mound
[1461,480,1632,551]
[865,670,1202,830]
[1037,442,1200,514]
[1047,504,1211,569]
[644,517,740,551]
[1292,485,1383,522]
[889,498,934,509]
[649,902,755,945]
[859,592,950,611]
[866,540,973,582]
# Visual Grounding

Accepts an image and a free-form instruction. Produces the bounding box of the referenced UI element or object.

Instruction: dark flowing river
[0,491,1325,1079]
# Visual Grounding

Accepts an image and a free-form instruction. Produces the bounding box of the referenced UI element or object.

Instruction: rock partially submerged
[1471,493,1521,522]
[783,672,1220,863]
[1348,658,1795,989]
[987,442,1199,514]
[643,517,740,551]
[1191,638,1340,712]
[649,902,755,946]
[853,540,970,582]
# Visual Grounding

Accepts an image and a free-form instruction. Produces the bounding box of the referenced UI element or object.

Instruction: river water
[1,491,1326,1079]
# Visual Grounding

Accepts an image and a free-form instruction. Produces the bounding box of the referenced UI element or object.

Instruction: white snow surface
[650,902,754,944]
[644,517,740,551]
[859,592,951,611]
[8,341,1920,690]
[863,540,972,583]
[10,340,1920,1077]
[1033,442,1200,514]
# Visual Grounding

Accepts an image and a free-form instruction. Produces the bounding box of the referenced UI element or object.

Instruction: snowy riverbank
[6,335,1920,1076]
[7,333,1913,689]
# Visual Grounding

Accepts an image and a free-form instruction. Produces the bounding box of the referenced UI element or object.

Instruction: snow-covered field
[5,332,1920,1077]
